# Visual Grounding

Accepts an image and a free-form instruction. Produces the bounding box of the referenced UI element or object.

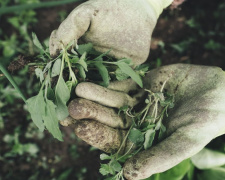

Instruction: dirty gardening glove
[62,64,225,180]
[49,0,173,65]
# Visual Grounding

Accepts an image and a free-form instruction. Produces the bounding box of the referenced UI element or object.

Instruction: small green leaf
[43,99,63,141]
[99,164,114,176]
[26,91,45,132]
[93,50,111,61]
[128,128,144,144]
[47,87,55,101]
[118,105,129,115]
[78,52,88,71]
[115,68,129,81]
[32,32,45,53]
[55,76,70,120]
[158,123,166,141]
[117,62,143,87]
[145,99,150,104]
[35,68,44,83]
[77,43,93,55]
[70,56,79,64]
[51,59,61,77]
[110,159,122,172]
[155,92,164,101]
[66,81,73,92]
[141,123,156,132]
[144,129,156,150]
[78,65,86,79]
[71,48,78,55]
[135,64,150,76]
[148,159,191,180]
[94,61,110,87]
[100,153,111,160]
[43,61,52,73]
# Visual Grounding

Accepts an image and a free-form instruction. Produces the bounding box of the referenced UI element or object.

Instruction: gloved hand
[61,64,225,180]
[49,0,173,65]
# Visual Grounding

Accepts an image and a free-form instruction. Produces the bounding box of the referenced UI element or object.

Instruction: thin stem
[116,124,134,156]
[117,143,134,161]
[65,50,78,84]
[160,78,169,92]
[0,62,26,103]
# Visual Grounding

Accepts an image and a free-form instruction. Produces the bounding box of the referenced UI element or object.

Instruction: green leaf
[78,65,86,79]
[160,94,174,109]
[55,76,70,120]
[71,48,78,55]
[115,68,129,81]
[93,50,111,61]
[43,99,63,141]
[140,123,156,132]
[128,128,144,144]
[47,87,55,101]
[110,159,122,172]
[35,68,44,83]
[32,32,45,53]
[77,43,93,55]
[100,153,111,160]
[117,62,143,87]
[117,58,132,65]
[145,159,191,180]
[118,105,129,115]
[43,61,52,73]
[117,154,133,163]
[135,64,150,75]
[51,59,61,77]
[144,129,156,150]
[7,17,20,29]
[197,167,225,180]
[78,52,88,71]
[99,164,114,176]
[70,56,79,64]
[191,148,225,169]
[94,61,110,87]
[26,91,45,132]
[145,99,150,104]
[158,123,166,141]
[66,81,73,92]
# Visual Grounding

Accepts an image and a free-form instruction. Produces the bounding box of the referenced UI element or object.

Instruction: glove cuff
[146,0,173,17]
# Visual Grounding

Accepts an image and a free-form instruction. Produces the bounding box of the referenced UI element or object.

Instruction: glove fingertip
[49,30,60,57]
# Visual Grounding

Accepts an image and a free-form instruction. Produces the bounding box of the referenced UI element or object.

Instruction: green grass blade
[0,62,26,102]
[0,0,83,15]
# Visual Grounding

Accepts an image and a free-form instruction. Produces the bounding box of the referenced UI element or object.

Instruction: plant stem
[0,62,26,103]
[116,124,134,157]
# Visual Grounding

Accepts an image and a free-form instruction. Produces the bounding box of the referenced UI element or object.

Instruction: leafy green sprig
[99,80,175,179]
[25,33,149,141]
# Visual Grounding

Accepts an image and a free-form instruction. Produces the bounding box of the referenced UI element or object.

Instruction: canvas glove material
[49,0,163,65]
[61,64,225,180]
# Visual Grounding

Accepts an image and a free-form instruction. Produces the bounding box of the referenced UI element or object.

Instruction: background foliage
[0,0,225,179]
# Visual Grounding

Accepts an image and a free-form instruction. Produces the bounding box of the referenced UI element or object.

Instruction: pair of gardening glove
[49,0,225,179]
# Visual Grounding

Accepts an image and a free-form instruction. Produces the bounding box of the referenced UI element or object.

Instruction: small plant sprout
[99,79,175,179]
